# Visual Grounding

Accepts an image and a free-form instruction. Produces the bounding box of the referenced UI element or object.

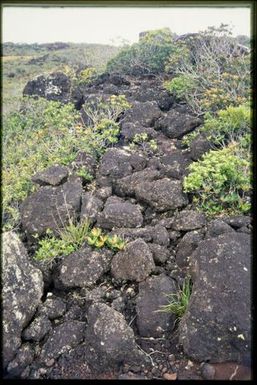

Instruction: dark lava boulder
[20,178,82,239]
[131,81,174,111]
[80,192,104,224]
[111,224,169,247]
[31,165,69,186]
[175,230,204,269]
[23,72,71,103]
[114,168,161,197]
[55,245,113,289]
[121,122,157,142]
[156,109,201,139]
[39,321,86,364]
[179,232,251,363]
[122,101,162,127]
[111,239,155,282]
[2,232,44,368]
[96,199,143,230]
[135,178,188,212]
[85,303,142,366]
[136,274,177,337]
[189,134,213,161]
[205,219,235,239]
[172,209,206,231]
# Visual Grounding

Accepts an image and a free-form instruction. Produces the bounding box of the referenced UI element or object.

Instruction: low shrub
[107,28,175,74]
[183,143,251,216]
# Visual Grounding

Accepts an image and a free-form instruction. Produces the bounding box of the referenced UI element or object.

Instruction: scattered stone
[222,215,251,229]
[148,244,171,264]
[2,232,43,368]
[152,225,170,246]
[22,315,52,342]
[56,245,113,289]
[163,372,177,380]
[201,363,216,380]
[189,134,213,160]
[135,178,188,212]
[160,151,190,179]
[6,343,35,377]
[179,233,251,363]
[136,274,177,337]
[39,294,67,320]
[97,200,143,229]
[172,210,206,231]
[176,230,204,268]
[95,186,112,201]
[80,192,104,223]
[205,219,235,238]
[156,109,201,139]
[31,165,69,186]
[169,230,181,243]
[40,321,85,362]
[86,303,142,365]
[111,239,155,282]
[21,178,82,238]
[97,148,133,181]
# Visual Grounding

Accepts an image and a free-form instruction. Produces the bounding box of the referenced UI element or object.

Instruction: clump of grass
[157,276,192,319]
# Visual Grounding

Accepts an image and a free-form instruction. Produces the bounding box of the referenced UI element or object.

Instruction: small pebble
[45,358,55,367]
[201,363,216,380]
[163,372,177,380]
[168,354,175,363]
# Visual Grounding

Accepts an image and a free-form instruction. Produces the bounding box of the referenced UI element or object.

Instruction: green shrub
[107,28,175,74]
[164,24,250,115]
[3,94,130,230]
[183,144,251,216]
[156,276,192,319]
[182,104,251,148]
[129,132,158,154]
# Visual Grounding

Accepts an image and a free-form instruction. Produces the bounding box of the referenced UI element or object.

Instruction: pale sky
[2,6,251,45]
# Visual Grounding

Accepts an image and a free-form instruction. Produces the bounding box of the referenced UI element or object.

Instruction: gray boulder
[80,192,104,223]
[6,343,35,378]
[55,245,113,289]
[40,321,85,363]
[2,232,44,368]
[176,230,204,268]
[205,219,235,239]
[31,165,69,186]
[160,151,191,179]
[172,210,206,231]
[222,215,251,230]
[39,293,67,320]
[135,178,188,212]
[21,178,82,238]
[136,274,177,337]
[179,233,251,363]
[23,72,71,103]
[121,122,157,142]
[111,239,155,282]
[111,225,169,246]
[122,101,162,127]
[189,134,212,160]
[148,244,171,264]
[97,200,143,229]
[156,109,201,139]
[22,315,52,342]
[86,303,141,365]
[114,168,161,197]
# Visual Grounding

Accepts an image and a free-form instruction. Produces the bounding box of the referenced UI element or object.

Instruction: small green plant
[156,276,192,319]
[164,74,197,100]
[129,132,158,153]
[59,219,91,248]
[183,143,251,216]
[77,66,97,84]
[87,227,126,251]
[76,167,94,182]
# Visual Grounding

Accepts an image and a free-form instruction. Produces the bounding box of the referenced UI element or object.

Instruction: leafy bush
[107,28,175,74]
[129,132,158,154]
[182,104,251,148]
[3,94,130,229]
[183,143,251,216]
[164,24,250,115]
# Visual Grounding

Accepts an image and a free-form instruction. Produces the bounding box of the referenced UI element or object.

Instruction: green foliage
[107,28,175,74]
[33,221,91,263]
[183,144,251,216]
[129,132,158,153]
[164,24,250,115]
[76,167,94,182]
[164,75,197,100]
[182,104,251,148]
[34,220,126,263]
[87,228,126,251]
[156,276,192,319]
[77,66,97,84]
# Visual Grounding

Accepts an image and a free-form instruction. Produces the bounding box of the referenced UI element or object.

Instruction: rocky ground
[2,71,252,380]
